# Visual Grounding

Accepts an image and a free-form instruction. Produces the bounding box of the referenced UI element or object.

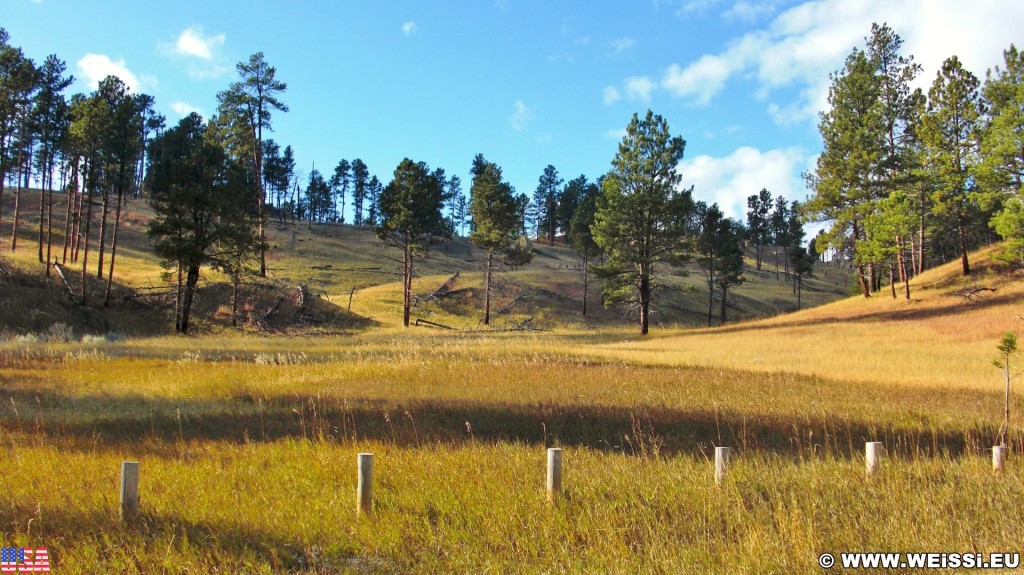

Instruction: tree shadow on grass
[1,389,1013,460]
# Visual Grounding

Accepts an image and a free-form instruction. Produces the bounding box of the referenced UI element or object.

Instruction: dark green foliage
[145,113,260,333]
[377,158,450,327]
[468,154,526,325]
[593,110,693,335]
[696,202,745,326]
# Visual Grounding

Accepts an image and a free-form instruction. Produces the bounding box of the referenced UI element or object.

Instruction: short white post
[714,446,730,485]
[865,442,882,477]
[993,446,1007,474]
[357,453,374,516]
[546,448,563,502]
[120,461,139,521]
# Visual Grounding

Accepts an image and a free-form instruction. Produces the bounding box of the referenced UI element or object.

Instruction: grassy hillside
[8,188,1024,573]
[0,187,849,336]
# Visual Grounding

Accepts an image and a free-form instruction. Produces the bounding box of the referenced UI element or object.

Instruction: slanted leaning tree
[376,158,449,327]
[593,110,693,335]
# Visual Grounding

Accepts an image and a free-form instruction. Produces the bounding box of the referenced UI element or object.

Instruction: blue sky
[4,0,1023,221]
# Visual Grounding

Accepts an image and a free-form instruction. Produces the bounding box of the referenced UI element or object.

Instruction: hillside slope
[0,188,850,335]
[601,245,1023,390]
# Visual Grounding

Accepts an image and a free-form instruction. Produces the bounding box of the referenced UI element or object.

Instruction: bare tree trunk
[179,265,200,334]
[918,188,926,275]
[719,286,728,325]
[38,146,47,264]
[80,181,94,306]
[581,255,589,316]
[97,186,110,279]
[231,272,239,328]
[639,273,650,335]
[889,264,897,299]
[957,211,970,275]
[103,186,125,307]
[10,167,21,252]
[402,241,412,328]
[483,250,493,326]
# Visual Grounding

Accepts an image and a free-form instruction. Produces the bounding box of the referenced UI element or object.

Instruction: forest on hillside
[1,23,1022,334]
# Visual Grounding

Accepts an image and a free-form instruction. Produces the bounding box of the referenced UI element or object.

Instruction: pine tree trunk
[103,186,125,307]
[10,171,21,252]
[483,250,493,325]
[175,263,183,332]
[582,255,589,316]
[889,264,897,299]
[720,286,728,326]
[80,181,94,306]
[231,273,239,328]
[180,265,200,334]
[918,189,926,274]
[957,211,970,275]
[402,241,412,328]
[97,187,110,279]
[639,273,650,335]
[38,147,47,263]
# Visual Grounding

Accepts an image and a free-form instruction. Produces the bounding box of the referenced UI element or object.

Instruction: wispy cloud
[402,21,417,36]
[509,100,535,131]
[604,128,627,140]
[173,26,224,60]
[624,76,656,101]
[171,101,204,118]
[76,54,154,92]
[603,85,621,106]
[162,26,230,80]
[607,37,636,56]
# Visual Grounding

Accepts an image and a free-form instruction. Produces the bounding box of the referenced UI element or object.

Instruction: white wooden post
[993,446,1007,474]
[714,446,730,485]
[357,453,374,516]
[120,461,139,521]
[546,448,563,501]
[865,442,882,477]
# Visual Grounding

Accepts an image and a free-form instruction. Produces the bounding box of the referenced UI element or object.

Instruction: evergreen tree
[746,188,772,270]
[377,158,449,326]
[215,52,288,277]
[570,179,602,315]
[468,154,521,326]
[919,55,982,275]
[145,113,259,333]
[351,158,369,226]
[593,110,693,335]
[331,159,350,224]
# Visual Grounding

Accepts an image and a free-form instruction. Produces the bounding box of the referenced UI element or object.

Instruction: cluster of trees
[2,27,809,336]
[806,24,1024,298]
[0,28,161,308]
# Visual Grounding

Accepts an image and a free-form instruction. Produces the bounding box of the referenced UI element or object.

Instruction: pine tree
[592,110,693,335]
[468,154,520,326]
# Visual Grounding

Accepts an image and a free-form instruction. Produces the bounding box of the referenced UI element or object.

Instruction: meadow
[1,191,1023,573]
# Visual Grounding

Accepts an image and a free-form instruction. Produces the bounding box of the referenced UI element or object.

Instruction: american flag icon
[0,548,50,573]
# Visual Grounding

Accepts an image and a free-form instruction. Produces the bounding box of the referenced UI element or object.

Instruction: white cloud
[654,0,1024,124]
[624,76,656,101]
[661,53,739,105]
[603,85,621,106]
[173,26,225,60]
[680,146,807,220]
[76,53,150,92]
[608,37,636,55]
[162,26,229,80]
[509,100,534,131]
[723,0,778,22]
[171,101,203,118]
[402,21,417,36]
[605,128,628,140]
